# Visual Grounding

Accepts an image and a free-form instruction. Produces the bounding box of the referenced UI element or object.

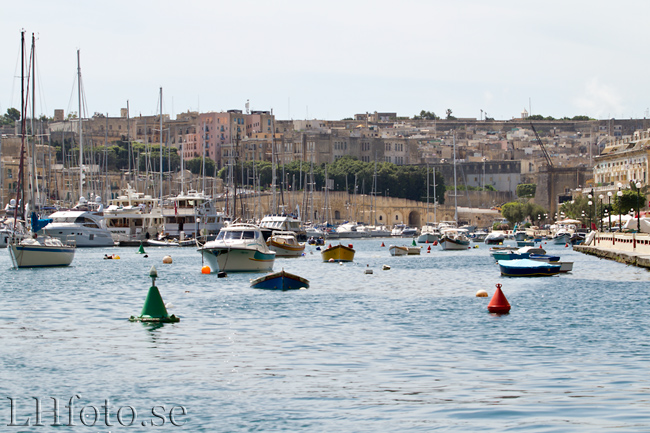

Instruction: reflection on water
[0,240,649,431]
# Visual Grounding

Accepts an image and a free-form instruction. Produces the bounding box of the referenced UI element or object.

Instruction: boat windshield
[217,230,259,240]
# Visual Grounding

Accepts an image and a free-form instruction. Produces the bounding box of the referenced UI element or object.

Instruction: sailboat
[439,134,470,251]
[8,32,76,268]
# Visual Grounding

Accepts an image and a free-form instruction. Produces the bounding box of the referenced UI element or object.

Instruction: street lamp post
[607,191,612,231]
[636,182,642,232]
[587,189,594,231]
[598,194,604,232]
[617,183,623,231]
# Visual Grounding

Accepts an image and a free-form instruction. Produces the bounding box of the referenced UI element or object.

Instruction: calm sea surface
[1,238,649,432]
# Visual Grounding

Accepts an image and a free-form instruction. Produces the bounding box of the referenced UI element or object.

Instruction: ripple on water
[0,240,649,431]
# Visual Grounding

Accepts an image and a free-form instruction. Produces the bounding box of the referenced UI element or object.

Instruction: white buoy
[476,289,488,297]
[162,255,172,264]
[382,265,391,270]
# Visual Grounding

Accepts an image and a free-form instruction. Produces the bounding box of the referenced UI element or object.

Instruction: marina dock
[574,232,650,269]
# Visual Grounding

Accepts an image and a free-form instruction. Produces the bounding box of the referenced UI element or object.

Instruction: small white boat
[198,223,275,272]
[439,229,470,250]
[336,222,370,239]
[389,245,408,256]
[553,231,572,245]
[484,232,506,245]
[8,235,75,268]
[267,231,305,257]
[417,223,440,243]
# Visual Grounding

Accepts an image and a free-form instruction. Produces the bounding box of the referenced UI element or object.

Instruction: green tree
[6,107,20,122]
[516,183,536,198]
[414,110,439,120]
[500,201,528,226]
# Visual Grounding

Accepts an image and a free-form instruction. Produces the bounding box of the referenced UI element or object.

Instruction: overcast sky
[2,1,648,122]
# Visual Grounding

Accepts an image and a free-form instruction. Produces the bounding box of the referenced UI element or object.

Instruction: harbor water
[1,239,649,431]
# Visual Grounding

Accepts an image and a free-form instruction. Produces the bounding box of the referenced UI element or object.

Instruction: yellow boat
[321,243,355,262]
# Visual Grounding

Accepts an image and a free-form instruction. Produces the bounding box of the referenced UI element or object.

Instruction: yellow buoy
[476,289,488,297]
[162,255,173,264]
[201,265,211,274]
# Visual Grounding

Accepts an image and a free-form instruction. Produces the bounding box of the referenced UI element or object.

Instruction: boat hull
[439,237,470,250]
[250,270,309,290]
[9,244,75,268]
[268,239,305,257]
[42,227,114,247]
[389,245,408,256]
[321,244,355,262]
[417,233,439,243]
[498,259,561,277]
[200,246,275,272]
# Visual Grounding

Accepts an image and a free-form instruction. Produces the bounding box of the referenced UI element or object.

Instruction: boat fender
[348,244,353,249]
[476,290,488,297]
[382,265,391,270]
[328,258,335,262]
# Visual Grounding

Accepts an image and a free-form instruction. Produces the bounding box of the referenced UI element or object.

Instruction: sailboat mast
[426,163,430,222]
[159,87,163,202]
[453,134,458,223]
[271,118,277,213]
[30,33,36,209]
[15,30,26,222]
[77,50,84,200]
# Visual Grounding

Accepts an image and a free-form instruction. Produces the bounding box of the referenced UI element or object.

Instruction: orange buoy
[488,283,511,314]
[433,241,438,246]
[565,243,569,248]
[201,265,211,274]
[426,240,429,244]
[381,242,385,247]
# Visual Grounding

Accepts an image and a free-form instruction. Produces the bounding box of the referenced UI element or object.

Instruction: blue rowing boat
[250,269,310,291]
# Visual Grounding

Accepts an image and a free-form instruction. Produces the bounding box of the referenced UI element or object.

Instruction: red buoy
[381,242,385,247]
[433,241,438,246]
[427,245,431,251]
[565,243,569,248]
[487,283,511,314]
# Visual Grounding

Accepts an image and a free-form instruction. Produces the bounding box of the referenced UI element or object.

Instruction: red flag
[174,201,178,215]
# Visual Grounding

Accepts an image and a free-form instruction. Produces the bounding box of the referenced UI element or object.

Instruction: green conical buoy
[412,238,416,246]
[137,241,146,254]
[129,266,179,323]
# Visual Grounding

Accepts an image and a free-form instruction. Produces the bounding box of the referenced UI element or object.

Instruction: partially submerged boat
[250,269,309,291]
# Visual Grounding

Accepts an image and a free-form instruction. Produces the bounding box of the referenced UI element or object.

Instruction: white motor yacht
[162,190,225,241]
[198,223,275,272]
[42,197,114,247]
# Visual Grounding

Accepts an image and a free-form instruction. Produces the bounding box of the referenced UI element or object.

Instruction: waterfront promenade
[575,232,650,268]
